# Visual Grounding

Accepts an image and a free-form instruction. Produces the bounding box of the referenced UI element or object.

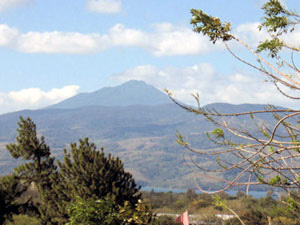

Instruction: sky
[0,0,300,114]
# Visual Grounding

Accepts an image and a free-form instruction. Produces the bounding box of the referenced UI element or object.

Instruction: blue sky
[0,0,299,114]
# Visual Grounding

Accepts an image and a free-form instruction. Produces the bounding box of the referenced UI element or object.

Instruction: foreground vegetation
[1,117,149,225]
[2,117,299,225]
[4,186,300,225]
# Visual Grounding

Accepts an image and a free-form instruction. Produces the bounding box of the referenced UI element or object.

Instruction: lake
[141,186,281,199]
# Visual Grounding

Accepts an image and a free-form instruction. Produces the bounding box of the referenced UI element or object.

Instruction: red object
[175,210,189,225]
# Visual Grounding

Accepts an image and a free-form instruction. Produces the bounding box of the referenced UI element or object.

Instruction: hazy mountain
[0,80,282,190]
[49,80,171,109]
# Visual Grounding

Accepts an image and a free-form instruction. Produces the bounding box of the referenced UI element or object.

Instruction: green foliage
[38,137,142,223]
[6,215,40,225]
[57,138,141,205]
[119,200,152,225]
[67,197,152,225]
[151,216,180,225]
[270,175,282,185]
[0,175,27,224]
[256,38,283,58]
[211,128,225,139]
[5,117,57,224]
[142,191,184,212]
[225,195,300,225]
[6,117,56,182]
[45,138,142,224]
[260,0,290,32]
[257,0,289,57]
[66,197,119,225]
[186,188,197,201]
[142,190,300,225]
[190,9,232,43]
[257,0,300,57]
[175,131,188,147]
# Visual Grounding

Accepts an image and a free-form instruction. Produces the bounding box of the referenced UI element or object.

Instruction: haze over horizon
[1,0,300,114]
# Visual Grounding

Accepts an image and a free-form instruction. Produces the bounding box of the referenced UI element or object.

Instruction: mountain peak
[121,80,146,86]
[49,80,171,109]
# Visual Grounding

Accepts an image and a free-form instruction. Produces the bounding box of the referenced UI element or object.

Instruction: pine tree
[6,117,56,184]
[0,175,28,225]
[55,138,141,212]
[6,117,58,224]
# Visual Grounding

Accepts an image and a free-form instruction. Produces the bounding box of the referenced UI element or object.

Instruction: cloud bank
[0,23,221,55]
[0,21,299,56]
[0,85,80,114]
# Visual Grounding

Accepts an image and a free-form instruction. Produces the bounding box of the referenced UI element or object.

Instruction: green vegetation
[143,190,300,225]
[4,117,298,225]
[1,117,145,225]
[0,175,28,224]
[66,197,152,225]
[6,184,300,225]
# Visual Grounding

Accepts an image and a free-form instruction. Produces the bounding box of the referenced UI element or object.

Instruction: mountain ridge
[48,80,171,109]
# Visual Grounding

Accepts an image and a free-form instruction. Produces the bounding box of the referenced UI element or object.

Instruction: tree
[58,138,140,204]
[0,175,27,224]
[6,118,143,225]
[52,138,142,224]
[6,117,56,184]
[6,117,58,224]
[167,0,300,200]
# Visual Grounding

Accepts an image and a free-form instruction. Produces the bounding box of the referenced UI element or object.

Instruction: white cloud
[0,85,80,114]
[109,24,146,46]
[17,31,110,54]
[0,0,33,12]
[235,22,268,47]
[86,0,122,14]
[8,20,300,56]
[0,23,222,55]
[234,22,300,50]
[147,23,222,56]
[111,63,298,109]
[1,20,300,56]
[0,24,19,46]
[106,23,222,56]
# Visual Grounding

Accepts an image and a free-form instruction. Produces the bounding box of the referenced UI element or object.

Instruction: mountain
[49,80,171,109]
[0,80,282,190]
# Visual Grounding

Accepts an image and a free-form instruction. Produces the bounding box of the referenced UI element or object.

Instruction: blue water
[141,186,271,199]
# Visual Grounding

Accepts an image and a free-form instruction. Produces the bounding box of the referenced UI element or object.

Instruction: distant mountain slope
[49,80,171,109]
[0,101,280,189]
[0,79,286,189]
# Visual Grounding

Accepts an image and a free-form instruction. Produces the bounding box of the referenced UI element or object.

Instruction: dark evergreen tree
[56,138,141,207]
[6,117,58,225]
[6,117,56,184]
[0,175,28,225]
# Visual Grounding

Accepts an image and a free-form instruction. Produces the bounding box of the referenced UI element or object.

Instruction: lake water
[141,186,276,199]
